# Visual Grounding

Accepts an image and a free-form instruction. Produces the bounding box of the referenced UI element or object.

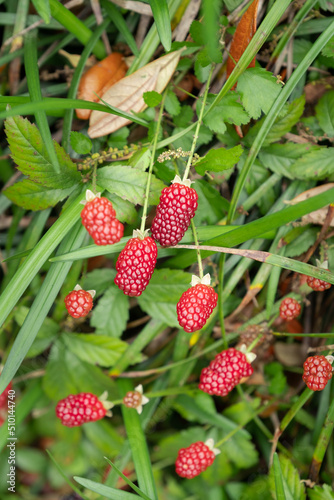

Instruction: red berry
[199,348,254,396]
[177,284,218,333]
[306,276,331,292]
[0,381,12,408]
[55,392,106,427]
[151,179,198,247]
[81,193,124,246]
[279,298,301,321]
[64,287,94,318]
[302,355,333,391]
[114,232,157,297]
[175,441,216,479]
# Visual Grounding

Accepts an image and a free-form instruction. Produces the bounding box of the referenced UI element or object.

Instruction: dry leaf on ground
[287,183,334,227]
[88,49,184,138]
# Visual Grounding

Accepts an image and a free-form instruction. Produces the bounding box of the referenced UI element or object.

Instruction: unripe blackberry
[81,190,124,245]
[122,384,149,414]
[177,274,218,333]
[175,439,220,479]
[151,176,198,247]
[114,230,157,297]
[302,355,333,391]
[279,298,301,321]
[199,347,255,396]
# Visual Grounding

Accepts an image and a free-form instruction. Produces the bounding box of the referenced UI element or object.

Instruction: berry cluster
[199,348,254,397]
[151,177,198,247]
[81,190,123,246]
[302,355,333,391]
[279,297,301,321]
[177,275,218,333]
[175,439,220,479]
[55,392,108,427]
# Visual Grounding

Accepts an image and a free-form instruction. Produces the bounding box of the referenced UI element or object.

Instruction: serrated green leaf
[308,484,334,499]
[5,115,81,189]
[128,148,151,171]
[284,227,318,258]
[269,454,306,500]
[137,269,190,327]
[194,145,243,175]
[202,93,250,135]
[62,332,128,367]
[90,286,129,337]
[322,35,334,58]
[290,148,334,179]
[237,68,282,119]
[4,179,75,211]
[194,59,211,82]
[189,20,205,45]
[82,269,117,297]
[105,193,137,224]
[70,131,92,154]
[164,90,181,116]
[315,91,334,137]
[258,143,321,178]
[143,91,163,108]
[173,105,194,127]
[97,166,165,205]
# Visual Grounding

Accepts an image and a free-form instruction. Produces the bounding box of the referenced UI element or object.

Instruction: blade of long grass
[0,97,149,126]
[74,477,141,500]
[100,0,139,57]
[46,450,91,500]
[62,19,110,152]
[148,0,171,52]
[273,453,287,500]
[0,223,86,395]
[49,0,106,59]
[309,397,334,482]
[280,387,313,433]
[24,30,60,173]
[118,379,158,500]
[104,458,151,500]
[0,188,85,331]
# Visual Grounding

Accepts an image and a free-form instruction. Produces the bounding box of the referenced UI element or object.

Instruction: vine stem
[140,92,167,233]
[92,163,98,194]
[182,65,214,182]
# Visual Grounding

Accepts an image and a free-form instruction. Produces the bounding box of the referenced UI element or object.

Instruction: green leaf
[272,454,287,500]
[284,227,318,258]
[97,165,165,205]
[269,454,306,500]
[308,484,334,499]
[194,145,243,175]
[189,20,205,45]
[322,35,334,58]
[74,477,140,500]
[148,0,172,52]
[193,179,228,224]
[173,105,194,127]
[237,68,282,119]
[143,91,163,108]
[70,131,92,154]
[62,332,128,367]
[258,143,320,179]
[5,115,81,189]
[105,193,137,224]
[137,269,190,327]
[90,286,129,337]
[128,148,151,171]
[315,90,334,137]
[31,0,51,23]
[43,341,78,400]
[194,58,211,82]
[4,179,75,210]
[164,90,181,116]
[82,269,117,297]
[290,148,334,179]
[202,93,250,135]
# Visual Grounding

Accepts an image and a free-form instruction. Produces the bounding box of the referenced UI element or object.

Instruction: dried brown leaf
[88,49,184,138]
[288,183,334,227]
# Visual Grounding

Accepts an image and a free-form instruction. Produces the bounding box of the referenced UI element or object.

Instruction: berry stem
[140,91,167,233]
[246,334,264,353]
[92,162,98,194]
[182,65,214,182]
[190,220,203,279]
[109,384,199,406]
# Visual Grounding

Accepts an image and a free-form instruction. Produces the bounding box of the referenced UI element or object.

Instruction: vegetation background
[0,0,334,498]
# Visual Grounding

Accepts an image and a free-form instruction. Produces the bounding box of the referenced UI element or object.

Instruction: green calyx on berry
[73,284,96,299]
[132,229,150,240]
[171,174,193,188]
[80,189,101,205]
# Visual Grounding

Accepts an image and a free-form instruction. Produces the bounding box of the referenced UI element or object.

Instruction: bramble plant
[1,0,334,499]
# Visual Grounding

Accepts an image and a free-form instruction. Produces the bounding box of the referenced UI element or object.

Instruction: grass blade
[101,0,139,57]
[74,477,141,499]
[104,457,152,500]
[118,379,158,500]
[309,396,334,482]
[273,453,287,500]
[148,0,171,52]
[46,450,91,500]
